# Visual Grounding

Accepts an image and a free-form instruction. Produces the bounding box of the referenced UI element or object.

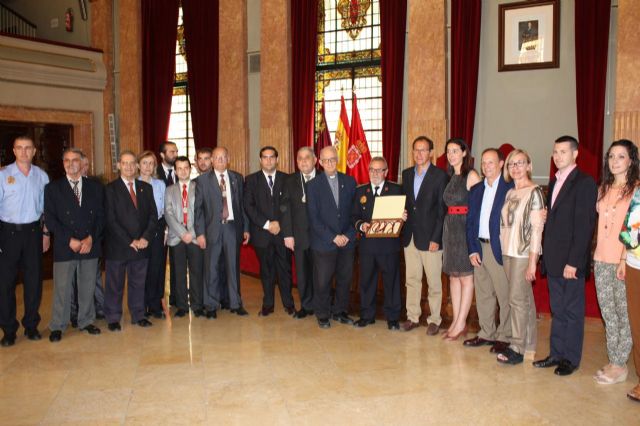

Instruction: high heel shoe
[445,326,468,342]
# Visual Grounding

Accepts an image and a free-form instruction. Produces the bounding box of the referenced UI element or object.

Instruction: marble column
[117,0,143,156]
[406,0,447,164]
[260,0,293,172]
[614,0,640,144]
[91,0,115,178]
[219,0,250,175]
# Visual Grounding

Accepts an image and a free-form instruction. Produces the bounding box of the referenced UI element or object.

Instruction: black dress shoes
[136,319,153,327]
[220,301,230,310]
[284,306,296,316]
[533,355,562,368]
[387,320,400,330]
[490,341,510,354]
[205,310,217,319]
[80,324,101,335]
[332,312,354,325]
[463,336,495,347]
[259,306,275,317]
[1,332,16,347]
[70,318,78,328]
[193,309,205,318]
[174,309,188,318]
[231,307,249,316]
[554,360,578,376]
[107,322,121,332]
[354,318,375,328]
[317,318,331,329]
[294,309,309,319]
[96,312,106,320]
[49,330,62,342]
[24,328,41,341]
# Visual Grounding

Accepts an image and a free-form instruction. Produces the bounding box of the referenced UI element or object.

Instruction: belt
[221,219,235,224]
[447,206,468,215]
[478,238,490,243]
[0,220,40,231]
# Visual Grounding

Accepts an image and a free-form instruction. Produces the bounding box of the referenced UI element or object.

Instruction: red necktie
[182,183,188,225]
[128,181,137,209]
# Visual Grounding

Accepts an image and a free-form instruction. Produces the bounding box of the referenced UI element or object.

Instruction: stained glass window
[167,8,196,160]
[315,0,382,158]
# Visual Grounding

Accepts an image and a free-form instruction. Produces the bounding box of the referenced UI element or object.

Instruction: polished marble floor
[0,275,638,425]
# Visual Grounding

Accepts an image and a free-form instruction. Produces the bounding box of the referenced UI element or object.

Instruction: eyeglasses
[369,168,387,174]
[507,160,528,168]
[321,158,338,164]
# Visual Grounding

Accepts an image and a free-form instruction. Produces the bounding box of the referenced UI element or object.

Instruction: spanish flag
[335,96,350,173]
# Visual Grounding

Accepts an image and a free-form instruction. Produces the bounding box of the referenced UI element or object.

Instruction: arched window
[315,0,382,157]
[167,7,195,159]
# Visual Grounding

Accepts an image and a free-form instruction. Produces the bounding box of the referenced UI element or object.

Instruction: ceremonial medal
[360,195,367,205]
[183,207,188,213]
[7,176,15,184]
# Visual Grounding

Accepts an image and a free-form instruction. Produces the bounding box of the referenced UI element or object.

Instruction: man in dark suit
[534,136,597,376]
[281,147,317,319]
[103,150,158,331]
[45,148,104,342]
[244,146,294,316]
[156,141,178,186]
[351,156,404,330]
[156,140,178,306]
[401,136,448,335]
[307,146,357,329]
[464,148,514,353]
[194,146,250,319]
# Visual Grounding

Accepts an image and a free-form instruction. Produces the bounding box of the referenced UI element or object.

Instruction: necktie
[167,169,174,185]
[71,180,80,205]
[268,175,274,194]
[182,183,188,225]
[220,174,229,220]
[374,186,380,197]
[304,174,311,183]
[128,181,137,209]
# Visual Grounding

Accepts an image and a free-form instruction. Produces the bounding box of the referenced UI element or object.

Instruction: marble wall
[614,0,640,144]
[259,0,293,173]
[219,0,250,175]
[406,0,447,166]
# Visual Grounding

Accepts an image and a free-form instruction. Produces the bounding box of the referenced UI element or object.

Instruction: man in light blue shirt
[0,135,50,347]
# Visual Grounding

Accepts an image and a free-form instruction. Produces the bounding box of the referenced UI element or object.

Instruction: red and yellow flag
[335,96,350,173]
[346,93,372,185]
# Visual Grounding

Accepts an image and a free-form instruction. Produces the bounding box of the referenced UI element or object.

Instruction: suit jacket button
[337,214,341,218]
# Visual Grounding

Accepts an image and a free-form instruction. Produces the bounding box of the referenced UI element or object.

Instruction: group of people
[0,133,639,402]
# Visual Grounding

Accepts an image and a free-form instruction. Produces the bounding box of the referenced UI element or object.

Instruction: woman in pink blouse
[593,140,638,385]
[497,149,545,365]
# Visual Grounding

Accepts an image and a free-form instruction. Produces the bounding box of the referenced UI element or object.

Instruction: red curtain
[141,0,180,152]
[575,0,611,180]
[183,0,219,150]
[291,0,318,165]
[380,0,407,182]
[449,0,481,146]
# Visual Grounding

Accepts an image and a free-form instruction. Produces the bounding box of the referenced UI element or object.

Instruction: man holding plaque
[351,157,403,330]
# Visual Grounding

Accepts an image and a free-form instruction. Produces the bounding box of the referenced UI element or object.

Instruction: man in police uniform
[0,135,50,347]
[351,157,404,330]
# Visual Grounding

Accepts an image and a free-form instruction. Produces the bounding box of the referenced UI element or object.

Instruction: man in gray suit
[194,147,250,318]
[165,156,204,318]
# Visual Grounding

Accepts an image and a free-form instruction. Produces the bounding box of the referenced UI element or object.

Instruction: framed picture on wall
[498,0,559,72]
